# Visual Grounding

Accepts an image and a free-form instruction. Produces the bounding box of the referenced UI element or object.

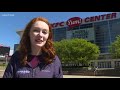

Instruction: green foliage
[109,35,120,58]
[54,38,100,65]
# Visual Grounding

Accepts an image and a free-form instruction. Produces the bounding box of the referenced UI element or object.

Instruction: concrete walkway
[0,70,4,78]
[63,75,120,78]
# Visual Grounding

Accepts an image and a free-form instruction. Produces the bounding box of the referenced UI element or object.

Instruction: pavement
[63,75,120,78]
[0,70,4,78]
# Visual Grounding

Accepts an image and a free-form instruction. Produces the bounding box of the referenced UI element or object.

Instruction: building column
[94,61,98,68]
[111,60,115,68]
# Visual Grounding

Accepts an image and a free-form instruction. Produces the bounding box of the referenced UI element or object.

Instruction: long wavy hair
[18,17,56,66]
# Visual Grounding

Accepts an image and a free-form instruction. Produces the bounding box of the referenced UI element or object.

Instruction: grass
[0,64,7,70]
[0,66,6,70]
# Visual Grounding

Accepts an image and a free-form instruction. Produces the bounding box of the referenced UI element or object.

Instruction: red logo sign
[66,17,82,28]
[51,22,65,28]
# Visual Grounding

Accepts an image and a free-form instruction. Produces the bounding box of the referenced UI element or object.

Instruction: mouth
[35,39,43,43]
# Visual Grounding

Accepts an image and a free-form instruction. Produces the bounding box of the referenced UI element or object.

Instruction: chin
[36,44,44,47]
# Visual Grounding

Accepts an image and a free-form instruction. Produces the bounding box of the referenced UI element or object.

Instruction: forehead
[32,21,49,30]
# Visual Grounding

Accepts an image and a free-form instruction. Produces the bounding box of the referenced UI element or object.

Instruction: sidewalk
[0,70,4,78]
[63,75,120,78]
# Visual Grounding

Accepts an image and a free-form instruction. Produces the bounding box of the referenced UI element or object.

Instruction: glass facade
[94,21,110,53]
[98,61,111,68]
[109,19,120,42]
[53,27,67,41]
[94,18,120,53]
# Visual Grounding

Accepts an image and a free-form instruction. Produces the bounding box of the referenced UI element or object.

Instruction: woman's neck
[31,47,42,56]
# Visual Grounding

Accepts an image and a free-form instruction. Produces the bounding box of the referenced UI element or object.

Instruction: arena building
[51,12,120,54]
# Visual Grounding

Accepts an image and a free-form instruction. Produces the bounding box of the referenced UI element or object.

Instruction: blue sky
[0,12,111,50]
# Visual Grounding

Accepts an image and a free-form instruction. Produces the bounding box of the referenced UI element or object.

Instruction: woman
[3,17,63,78]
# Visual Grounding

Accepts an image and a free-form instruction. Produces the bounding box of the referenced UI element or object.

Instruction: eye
[33,29,39,33]
[42,30,48,34]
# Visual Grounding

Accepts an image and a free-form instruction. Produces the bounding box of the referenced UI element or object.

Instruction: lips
[35,39,43,43]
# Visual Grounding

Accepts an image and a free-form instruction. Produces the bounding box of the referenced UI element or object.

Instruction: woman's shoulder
[53,55,61,65]
[12,50,20,58]
[10,50,20,63]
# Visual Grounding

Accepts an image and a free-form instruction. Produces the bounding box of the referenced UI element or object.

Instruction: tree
[54,38,100,65]
[109,35,120,59]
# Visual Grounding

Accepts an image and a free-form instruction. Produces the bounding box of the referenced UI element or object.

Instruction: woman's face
[30,21,49,48]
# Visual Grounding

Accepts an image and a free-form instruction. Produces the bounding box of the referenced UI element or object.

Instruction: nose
[37,31,43,37]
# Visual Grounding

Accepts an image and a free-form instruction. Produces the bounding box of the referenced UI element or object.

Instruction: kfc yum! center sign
[51,12,118,29]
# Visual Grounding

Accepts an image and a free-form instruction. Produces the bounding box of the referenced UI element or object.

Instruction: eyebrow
[32,27,49,31]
